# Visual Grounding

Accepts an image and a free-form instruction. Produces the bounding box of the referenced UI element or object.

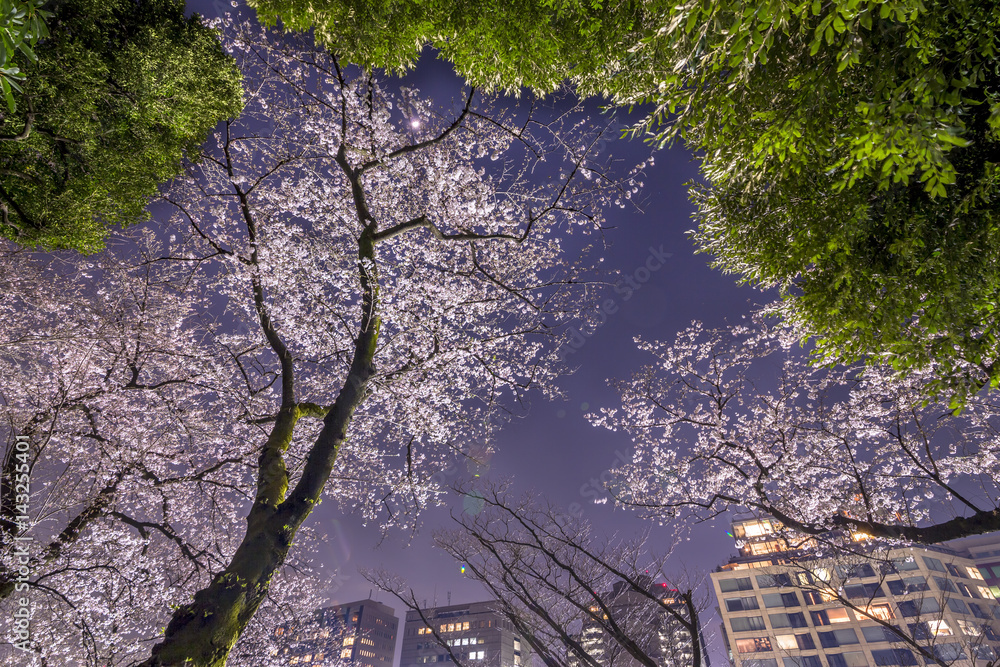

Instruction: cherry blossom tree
[0,18,641,665]
[0,234,326,664]
[594,318,1000,546]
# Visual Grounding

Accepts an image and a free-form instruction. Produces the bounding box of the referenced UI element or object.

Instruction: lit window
[463,622,470,630]
[828,609,851,624]
[343,637,355,646]
[811,568,831,582]
[811,608,851,626]
[341,649,353,658]
[793,572,813,586]
[741,520,775,538]
[775,634,798,650]
[928,619,953,637]
[979,586,995,599]
[958,619,982,636]
[860,604,894,622]
[968,567,985,580]
[749,540,783,555]
[735,637,773,653]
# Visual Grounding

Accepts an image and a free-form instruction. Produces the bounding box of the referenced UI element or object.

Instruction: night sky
[189,2,767,662]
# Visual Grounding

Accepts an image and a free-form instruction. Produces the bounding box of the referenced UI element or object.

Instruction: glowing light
[410,119,421,129]
[460,564,467,574]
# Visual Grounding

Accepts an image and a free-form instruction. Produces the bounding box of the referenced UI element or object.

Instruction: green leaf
[3,71,22,91]
[0,75,15,112]
[15,39,34,62]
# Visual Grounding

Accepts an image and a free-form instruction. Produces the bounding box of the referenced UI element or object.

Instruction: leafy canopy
[0,0,50,110]
[0,0,243,252]
[252,0,1000,395]
[246,0,650,94]
[672,0,1000,397]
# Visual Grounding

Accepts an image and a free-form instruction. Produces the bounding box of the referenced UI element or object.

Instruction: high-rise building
[712,515,1000,667]
[274,598,398,666]
[569,576,700,667]
[399,600,528,667]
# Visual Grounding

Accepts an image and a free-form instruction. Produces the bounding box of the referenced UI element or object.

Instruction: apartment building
[712,516,1000,667]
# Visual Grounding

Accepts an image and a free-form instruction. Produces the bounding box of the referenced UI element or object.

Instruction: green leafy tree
[0,0,51,110]
[0,0,243,252]
[253,0,1000,396]
[246,0,651,93]
[667,0,1000,399]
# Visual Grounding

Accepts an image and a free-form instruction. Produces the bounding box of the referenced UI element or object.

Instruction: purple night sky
[187,2,767,662]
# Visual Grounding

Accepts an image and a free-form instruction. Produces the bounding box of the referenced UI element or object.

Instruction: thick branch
[372,214,524,243]
[357,88,476,175]
[0,112,33,141]
[763,502,1000,545]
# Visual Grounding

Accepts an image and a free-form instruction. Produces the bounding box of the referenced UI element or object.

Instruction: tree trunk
[141,222,380,666]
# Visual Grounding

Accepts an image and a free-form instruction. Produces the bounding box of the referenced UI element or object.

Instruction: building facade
[946,534,1000,600]
[712,516,1000,667]
[274,598,398,666]
[399,600,527,667]
[570,577,699,667]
